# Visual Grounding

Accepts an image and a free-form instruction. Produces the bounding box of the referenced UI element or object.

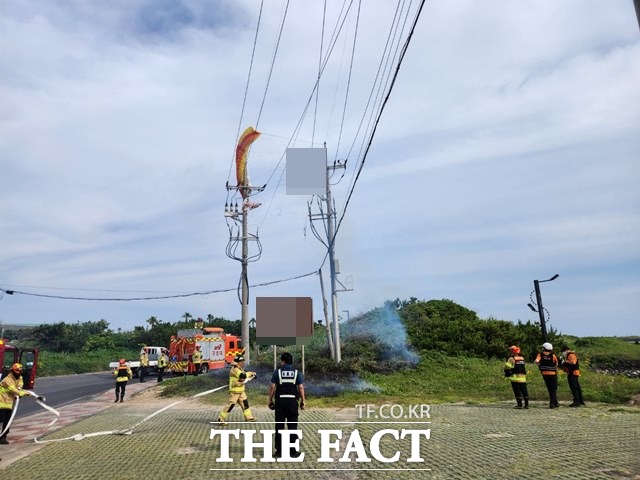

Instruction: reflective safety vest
[275,368,300,398]
[113,366,132,382]
[192,351,203,365]
[504,355,527,383]
[140,353,149,367]
[158,355,168,368]
[537,351,558,375]
[563,351,581,376]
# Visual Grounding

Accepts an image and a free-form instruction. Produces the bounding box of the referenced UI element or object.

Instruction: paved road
[16,372,118,418]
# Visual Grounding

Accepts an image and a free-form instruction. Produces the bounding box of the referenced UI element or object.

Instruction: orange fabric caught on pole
[235,126,261,198]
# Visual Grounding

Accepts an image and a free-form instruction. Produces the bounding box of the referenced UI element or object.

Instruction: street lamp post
[527,274,559,342]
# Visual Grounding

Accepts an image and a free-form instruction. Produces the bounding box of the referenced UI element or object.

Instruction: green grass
[561,336,640,370]
[154,350,639,407]
[358,350,639,405]
[37,348,139,376]
[31,338,640,406]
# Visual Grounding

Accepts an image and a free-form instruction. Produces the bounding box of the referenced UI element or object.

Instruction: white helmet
[542,342,553,351]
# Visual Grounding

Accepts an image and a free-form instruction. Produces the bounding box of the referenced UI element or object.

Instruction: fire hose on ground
[3,382,233,444]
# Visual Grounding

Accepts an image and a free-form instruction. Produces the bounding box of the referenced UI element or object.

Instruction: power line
[336,0,425,235]
[0,271,317,302]
[227,1,265,192]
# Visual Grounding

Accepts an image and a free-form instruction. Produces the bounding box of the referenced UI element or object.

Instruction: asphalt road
[15,372,118,419]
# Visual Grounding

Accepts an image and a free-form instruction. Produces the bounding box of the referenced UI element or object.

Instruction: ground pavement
[0,382,638,480]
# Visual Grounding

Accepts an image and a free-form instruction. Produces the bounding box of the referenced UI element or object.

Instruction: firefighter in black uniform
[561,345,585,407]
[504,345,529,409]
[534,342,560,408]
[113,359,132,403]
[267,352,306,458]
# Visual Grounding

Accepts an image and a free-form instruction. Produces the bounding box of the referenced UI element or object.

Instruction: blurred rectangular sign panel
[256,297,313,345]
[285,148,326,195]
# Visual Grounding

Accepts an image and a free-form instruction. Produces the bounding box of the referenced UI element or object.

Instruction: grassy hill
[15,299,640,405]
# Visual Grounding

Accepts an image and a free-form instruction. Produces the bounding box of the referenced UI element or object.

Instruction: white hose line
[0,396,20,439]
[1,390,57,440]
[33,384,227,443]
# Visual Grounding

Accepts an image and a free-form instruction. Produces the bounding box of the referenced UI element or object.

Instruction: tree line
[3,313,244,354]
[4,299,554,369]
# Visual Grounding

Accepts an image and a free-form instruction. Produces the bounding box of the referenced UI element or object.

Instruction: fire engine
[168,327,243,374]
[0,338,39,389]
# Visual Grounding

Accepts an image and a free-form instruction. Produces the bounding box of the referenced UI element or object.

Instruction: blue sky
[1,1,638,337]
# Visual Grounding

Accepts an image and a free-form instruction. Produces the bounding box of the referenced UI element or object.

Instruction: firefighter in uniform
[504,345,529,409]
[534,342,559,408]
[561,345,585,407]
[157,351,168,383]
[268,352,306,458]
[1,363,43,444]
[113,359,132,402]
[217,354,257,425]
[139,347,149,383]
[192,345,203,376]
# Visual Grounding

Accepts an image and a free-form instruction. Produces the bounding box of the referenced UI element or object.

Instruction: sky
[1,0,638,338]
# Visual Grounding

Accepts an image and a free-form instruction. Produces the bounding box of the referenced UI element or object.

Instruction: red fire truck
[168,327,243,374]
[0,338,39,389]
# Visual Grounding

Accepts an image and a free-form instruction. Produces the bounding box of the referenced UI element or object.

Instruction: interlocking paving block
[1,401,639,479]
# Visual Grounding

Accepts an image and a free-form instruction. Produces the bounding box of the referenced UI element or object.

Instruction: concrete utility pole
[225,188,264,366]
[308,148,349,363]
[326,164,342,363]
[318,268,335,359]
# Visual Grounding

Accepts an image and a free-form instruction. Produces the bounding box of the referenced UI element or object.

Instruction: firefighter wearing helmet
[216,354,257,425]
[1,363,43,444]
[112,359,133,403]
[504,346,529,409]
[534,342,560,408]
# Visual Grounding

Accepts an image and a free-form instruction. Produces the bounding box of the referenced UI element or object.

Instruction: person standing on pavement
[192,345,203,376]
[113,359,133,403]
[561,345,586,407]
[268,352,306,458]
[534,342,559,408]
[504,345,529,409]
[139,347,149,383]
[157,351,169,383]
[217,354,257,425]
[1,363,43,444]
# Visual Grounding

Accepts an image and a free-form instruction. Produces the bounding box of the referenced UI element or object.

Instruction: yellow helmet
[11,363,23,373]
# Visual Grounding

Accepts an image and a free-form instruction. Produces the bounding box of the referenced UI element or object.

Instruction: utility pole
[308,148,348,363]
[318,268,335,359]
[326,162,341,363]
[225,188,264,366]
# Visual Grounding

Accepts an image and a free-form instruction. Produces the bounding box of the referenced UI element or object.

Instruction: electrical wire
[256,0,290,130]
[227,0,265,206]
[2,2,426,311]
[312,0,328,147]
[319,0,427,270]
[0,271,317,302]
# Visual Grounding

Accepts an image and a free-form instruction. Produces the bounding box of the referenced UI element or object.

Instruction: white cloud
[0,1,638,338]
